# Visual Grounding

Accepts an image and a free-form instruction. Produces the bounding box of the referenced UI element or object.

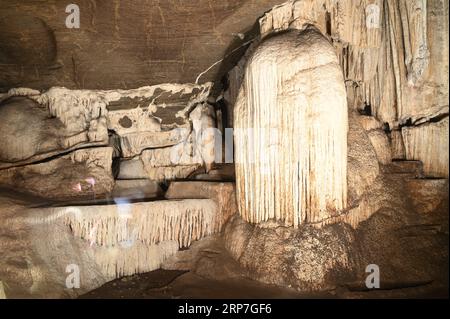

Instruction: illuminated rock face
[234,27,348,227]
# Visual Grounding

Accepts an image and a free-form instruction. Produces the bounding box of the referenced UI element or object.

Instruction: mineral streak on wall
[234,27,348,227]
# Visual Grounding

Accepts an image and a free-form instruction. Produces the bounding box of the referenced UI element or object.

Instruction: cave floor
[80,269,448,299]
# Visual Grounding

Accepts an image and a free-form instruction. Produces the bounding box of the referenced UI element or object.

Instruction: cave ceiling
[0,0,283,92]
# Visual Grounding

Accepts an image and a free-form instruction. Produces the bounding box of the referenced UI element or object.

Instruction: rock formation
[234,27,348,227]
[226,0,449,179]
[0,147,115,200]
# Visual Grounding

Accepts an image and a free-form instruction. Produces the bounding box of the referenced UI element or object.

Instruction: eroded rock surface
[0,147,115,200]
[0,96,108,169]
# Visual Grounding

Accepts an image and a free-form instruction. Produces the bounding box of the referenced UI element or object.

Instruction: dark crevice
[0,143,108,171]
[399,113,449,128]
[325,11,332,36]
[358,103,372,116]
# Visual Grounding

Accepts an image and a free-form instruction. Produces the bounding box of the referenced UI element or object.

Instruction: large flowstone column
[234,27,348,227]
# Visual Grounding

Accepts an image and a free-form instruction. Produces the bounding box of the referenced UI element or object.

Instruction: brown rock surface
[0,0,283,91]
[0,147,115,200]
[0,96,108,169]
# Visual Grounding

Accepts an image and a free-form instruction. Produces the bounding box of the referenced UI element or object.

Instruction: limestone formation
[347,111,380,204]
[137,103,218,182]
[224,215,358,291]
[354,115,393,165]
[0,191,229,297]
[39,199,218,248]
[165,182,238,231]
[111,180,163,200]
[255,0,449,178]
[0,96,109,169]
[0,147,115,200]
[405,179,449,215]
[402,118,449,178]
[234,27,348,227]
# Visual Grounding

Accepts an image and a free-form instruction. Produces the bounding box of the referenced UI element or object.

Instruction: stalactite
[402,117,449,178]
[253,0,448,178]
[234,27,348,227]
[59,199,218,248]
[93,241,179,278]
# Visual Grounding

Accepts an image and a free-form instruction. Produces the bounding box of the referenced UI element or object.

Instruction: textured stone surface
[0,96,108,169]
[0,147,115,200]
[405,179,449,214]
[224,215,358,291]
[347,111,380,203]
[402,117,449,178]
[367,130,393,165]
[223,172,449,293]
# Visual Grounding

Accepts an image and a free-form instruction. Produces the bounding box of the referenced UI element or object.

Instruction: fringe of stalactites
[62,199,218,248]
[234,31,348,228]
[93,240,179,278]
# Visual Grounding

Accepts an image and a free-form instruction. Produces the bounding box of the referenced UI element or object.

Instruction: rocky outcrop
[223,173,448,293]
[357,115,393,165]
[0,83,217,197]
[0,147,115,200]
[0,96,108,169]
[224,215,358,291]
[347,111,381,203]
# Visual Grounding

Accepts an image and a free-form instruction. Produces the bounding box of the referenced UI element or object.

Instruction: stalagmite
[234,27,348,227]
